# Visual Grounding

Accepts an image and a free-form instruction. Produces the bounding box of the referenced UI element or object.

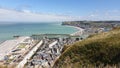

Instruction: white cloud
[83,10,120,21]
[0,8,79,24]
[21,9,31,13]
[0,8,120,24]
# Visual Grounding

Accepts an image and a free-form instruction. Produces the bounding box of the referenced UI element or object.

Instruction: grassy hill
[53,27,120,68]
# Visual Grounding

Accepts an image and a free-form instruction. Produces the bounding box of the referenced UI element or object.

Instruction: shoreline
[0,24,83,44]
[65,25,84,36]
[0,25,84,44]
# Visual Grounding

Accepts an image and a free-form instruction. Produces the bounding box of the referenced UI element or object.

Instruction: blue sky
[0,0,120,23]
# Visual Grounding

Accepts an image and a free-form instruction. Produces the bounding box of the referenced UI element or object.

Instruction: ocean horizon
[0,22,78,43]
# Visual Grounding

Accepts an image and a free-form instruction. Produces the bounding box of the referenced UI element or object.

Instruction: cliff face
[53,27,120,68]
[62,21,120,28]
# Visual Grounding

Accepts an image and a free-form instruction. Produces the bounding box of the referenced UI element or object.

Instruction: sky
[0,0,120,23]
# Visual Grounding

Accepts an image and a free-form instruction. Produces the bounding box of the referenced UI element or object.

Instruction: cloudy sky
[0,0,120,24]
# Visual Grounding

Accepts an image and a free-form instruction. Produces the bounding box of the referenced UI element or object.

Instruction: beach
[65,25,84,36]
[0,36,30,60]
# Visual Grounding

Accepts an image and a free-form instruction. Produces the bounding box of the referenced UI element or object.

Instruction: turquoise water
[0,22,78,42]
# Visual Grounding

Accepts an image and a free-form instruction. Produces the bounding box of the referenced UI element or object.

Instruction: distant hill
[53,27,120,68]
[62,21,120,28]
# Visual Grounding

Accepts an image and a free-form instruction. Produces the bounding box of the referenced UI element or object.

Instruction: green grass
[53,27,120,68]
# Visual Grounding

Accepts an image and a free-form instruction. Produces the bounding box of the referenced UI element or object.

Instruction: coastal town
[0,26,85,68]
[0,34,84,68]
[0,21,120,68]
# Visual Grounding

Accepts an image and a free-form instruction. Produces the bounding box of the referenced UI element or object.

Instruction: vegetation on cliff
[53,27,120,68]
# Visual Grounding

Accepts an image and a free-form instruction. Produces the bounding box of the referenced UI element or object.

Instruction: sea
[0,22,78,43]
